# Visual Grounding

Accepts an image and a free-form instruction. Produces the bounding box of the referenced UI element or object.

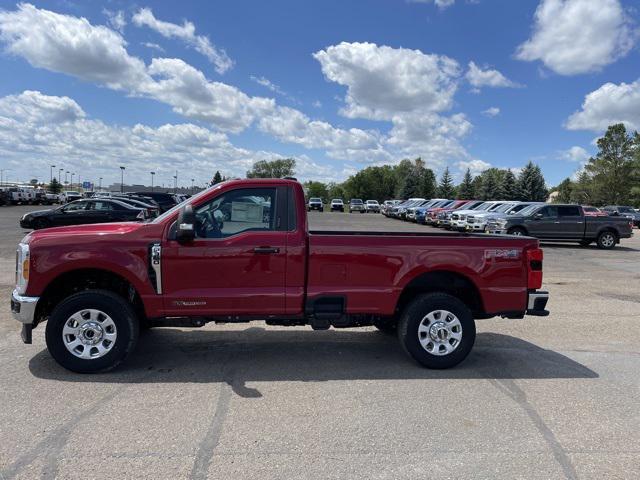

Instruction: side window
[539,206,558,218]
[90,201,113,211]
[193,188,276,239]
[558,206,580,217]
[63,201,87,212]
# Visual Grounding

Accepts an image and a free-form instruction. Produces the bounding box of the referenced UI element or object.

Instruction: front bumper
[11,289,39,344]
[527,290,549,316]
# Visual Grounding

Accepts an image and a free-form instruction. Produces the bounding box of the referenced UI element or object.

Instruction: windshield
[618,206,634,213]
[332,199,343,203]
[351,199,363,204]
[518,204,541,216]
[493,203,518,213]
[153,183,223,223]
[309,198,322,202]
[367,200,379,204]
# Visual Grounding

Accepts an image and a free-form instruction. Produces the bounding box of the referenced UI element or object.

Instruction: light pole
[50,165,55,184]
[150,171,155,192]
[58,168,63,183]
[99,177,103,191]
[65,171,69,185]
[191,178,195,193]
[70,172,75,189]
[174,170,178,193]
[120,166,125,193]
[0,169,7,187]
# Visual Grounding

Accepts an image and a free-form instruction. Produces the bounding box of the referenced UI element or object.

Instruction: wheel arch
[395,270,484,318]
[35,268,146,326]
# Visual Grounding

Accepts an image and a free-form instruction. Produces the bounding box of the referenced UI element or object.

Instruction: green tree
[457,169,475,199]
[211,171,223,185]
[501,169,519,200]
[585,123,638,205]
[400,170,422,198]
[246,158,296,178]
[570,170,592,204]
[437,167,456,198]
[421,168,437,199]
[48,177,61,194]
[327,182,345,201]
[304,181,329,200]
[555,178,574,203]
[517,161,547,201]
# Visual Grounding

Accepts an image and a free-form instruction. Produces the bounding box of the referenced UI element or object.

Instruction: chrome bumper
[11,289,39,344]
[527,290,549,316]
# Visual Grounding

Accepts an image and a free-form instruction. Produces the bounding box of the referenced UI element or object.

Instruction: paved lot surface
[1,205,639,479]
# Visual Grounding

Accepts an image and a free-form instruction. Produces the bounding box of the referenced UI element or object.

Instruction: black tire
[45,290,140,373]
[33,217,50,230]
[507,227,527,236]
[397,293,475,369]
[374,321,397,334]
[579,240,591,247]
[596,230,617,250]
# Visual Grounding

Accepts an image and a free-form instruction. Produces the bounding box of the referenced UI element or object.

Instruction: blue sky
[0,0,638,188]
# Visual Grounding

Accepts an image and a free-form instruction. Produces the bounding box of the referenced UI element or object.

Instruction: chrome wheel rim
[62,309,117,359]
[510,229,523,236]
[600,233,614,247]
[417,310,462,356]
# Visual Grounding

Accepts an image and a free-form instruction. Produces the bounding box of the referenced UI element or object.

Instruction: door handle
[253,246,280,254]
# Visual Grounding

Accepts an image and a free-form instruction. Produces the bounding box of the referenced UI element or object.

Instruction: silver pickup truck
[489,203,633,249]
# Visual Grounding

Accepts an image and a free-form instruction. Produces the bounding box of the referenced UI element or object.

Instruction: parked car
[435,200,485,228]
[416,199,454,225]
[413,199,446,224]
[496,204,633,249]
[602,205,640,228]
[41,193,60,205]
[111,196,160,218]
[485,202,545,233]
[396,198,426,220]
[465,201,531,232]
[59,191,82,204]
[132,191,178,213]
[307,197,324,212]
[451,201,507,231]
[19,198,147,230]
[0,189,8,206]
[406,199,438,222]
[365,200,380,213]
[330,198,344,212]
[12,177,549,373]
[381,200,402,216]
[349,199,365,213]
[582,206,607,217]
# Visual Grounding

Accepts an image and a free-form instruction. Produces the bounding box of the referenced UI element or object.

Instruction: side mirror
[611,211,619,216]
[534,213,543,220]
[176,205,195,244]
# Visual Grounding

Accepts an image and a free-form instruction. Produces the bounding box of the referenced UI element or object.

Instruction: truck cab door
[556,205,584,238]
[161,186,287,317]
[526,206,558,238]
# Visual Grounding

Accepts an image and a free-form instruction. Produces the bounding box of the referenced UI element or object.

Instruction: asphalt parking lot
[1,205,639,479]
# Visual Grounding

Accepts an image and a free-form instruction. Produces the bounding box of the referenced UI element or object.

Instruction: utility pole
[150,171,155,192]
[58,168,63,182]
[99,177,103,191]
[120,166,125,193]
[174,170,178,193]
[65,171,69,184]
[50,165,55,184]
[71,172,75,189]
[191,178,194,193]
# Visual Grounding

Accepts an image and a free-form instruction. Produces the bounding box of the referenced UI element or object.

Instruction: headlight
[15,243,30,295]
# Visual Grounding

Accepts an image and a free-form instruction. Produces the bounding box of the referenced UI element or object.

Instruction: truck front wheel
[397,293,475,369]
[45,290,140,373]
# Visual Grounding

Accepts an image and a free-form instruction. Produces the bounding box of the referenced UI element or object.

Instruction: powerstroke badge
[485,249,520,260]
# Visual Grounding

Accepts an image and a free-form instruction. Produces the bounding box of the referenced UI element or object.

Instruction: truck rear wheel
[596,231,616,250]
[397,293,475,369]
[45,290,139,373]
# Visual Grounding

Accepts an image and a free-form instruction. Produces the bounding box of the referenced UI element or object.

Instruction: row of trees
[229,123,640,207]
[554,124,640,207]
[301,159,547,203]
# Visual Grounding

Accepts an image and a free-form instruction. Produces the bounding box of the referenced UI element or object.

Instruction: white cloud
[142,42,164,52]
[515,0,635,75]
[559,146,589,163]
[312,100,322,108]
[314,42,460,120]
[408,0,456,9]
[481,107,500,117]
[456,159,492,175]
[145,58,274,133]
[466,62,520,89]
[0,3,151,91]
[132,7,233,74]
[0,90,287,184]
[103,9,126,33]
[566,79,640,131]
[250,75,284,94]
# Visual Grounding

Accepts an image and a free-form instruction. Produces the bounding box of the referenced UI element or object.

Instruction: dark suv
[602,205,640,228]
[132,191,177,213]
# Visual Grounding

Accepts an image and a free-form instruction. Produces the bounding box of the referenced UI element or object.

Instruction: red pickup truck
[12,178,549,373]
